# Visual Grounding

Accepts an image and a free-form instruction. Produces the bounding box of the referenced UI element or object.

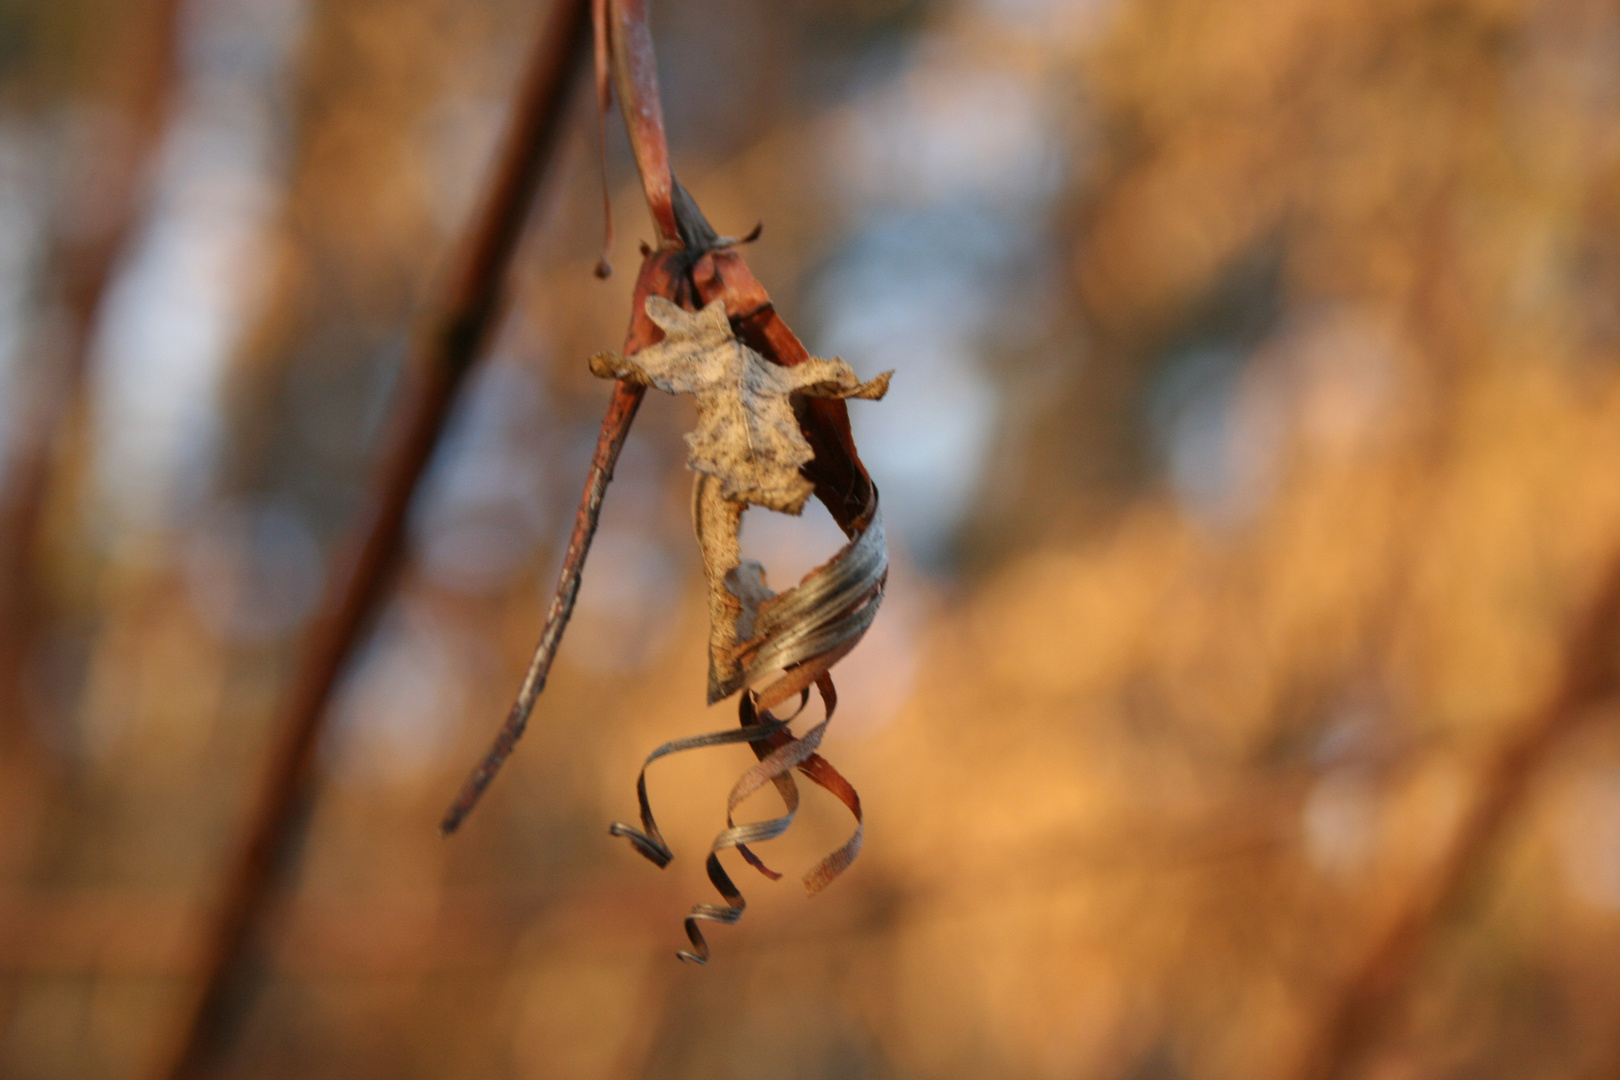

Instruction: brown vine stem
[440,0,682,834]
[1292,550,1620,1080]
[607,0,678,243]
[156,2,592,1077]
[0,0,185,749]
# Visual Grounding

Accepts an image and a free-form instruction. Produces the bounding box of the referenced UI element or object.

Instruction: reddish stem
[608,0,678,245]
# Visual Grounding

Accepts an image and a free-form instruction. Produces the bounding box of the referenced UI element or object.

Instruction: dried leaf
[693,473,747,702]
[609,674,862,964]
[589,296,891,514]
[597,258,888,964]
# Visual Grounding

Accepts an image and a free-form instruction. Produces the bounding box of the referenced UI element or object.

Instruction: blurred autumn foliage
[6,0,1620,1078]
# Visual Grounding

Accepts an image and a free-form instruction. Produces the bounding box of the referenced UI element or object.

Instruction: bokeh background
[6,0,1620,1077]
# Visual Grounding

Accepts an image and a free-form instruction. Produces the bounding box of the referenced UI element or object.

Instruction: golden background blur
[5,0,1620,1077]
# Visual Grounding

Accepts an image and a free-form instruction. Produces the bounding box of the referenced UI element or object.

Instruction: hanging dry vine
[441,0,890,963]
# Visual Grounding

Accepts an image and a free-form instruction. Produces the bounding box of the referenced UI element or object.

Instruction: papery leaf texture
[589,297,891,513]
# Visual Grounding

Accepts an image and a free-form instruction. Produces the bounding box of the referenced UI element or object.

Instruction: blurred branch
[0,0,186,748]
[155,1,593,1076]
[1294,551,1620,1080]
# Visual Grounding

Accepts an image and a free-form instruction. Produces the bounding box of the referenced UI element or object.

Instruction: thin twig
[437,380,643,834]
[1292,551,1620,1080]
[440,0,681,833]
[156,2,592,1077]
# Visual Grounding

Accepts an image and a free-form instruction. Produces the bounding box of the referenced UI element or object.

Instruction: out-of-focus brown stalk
[0,0,185,748]
[1294,552,1620,1080]
[440,0,680,834]
[156,2,592,1077]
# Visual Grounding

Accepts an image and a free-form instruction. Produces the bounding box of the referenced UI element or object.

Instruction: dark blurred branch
[440,0,683,834]
[155,1,593,1076]
[0,0,185,747]
[1294,551,1620,1080]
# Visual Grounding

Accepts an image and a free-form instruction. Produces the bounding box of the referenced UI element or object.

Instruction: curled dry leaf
[591,293,890,705]
[600,248,890,963]
[610,673,864,963]
[589,297,891,514]
[444,0,886,967]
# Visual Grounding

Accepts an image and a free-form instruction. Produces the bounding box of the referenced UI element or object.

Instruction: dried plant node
[589,296,891,514]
